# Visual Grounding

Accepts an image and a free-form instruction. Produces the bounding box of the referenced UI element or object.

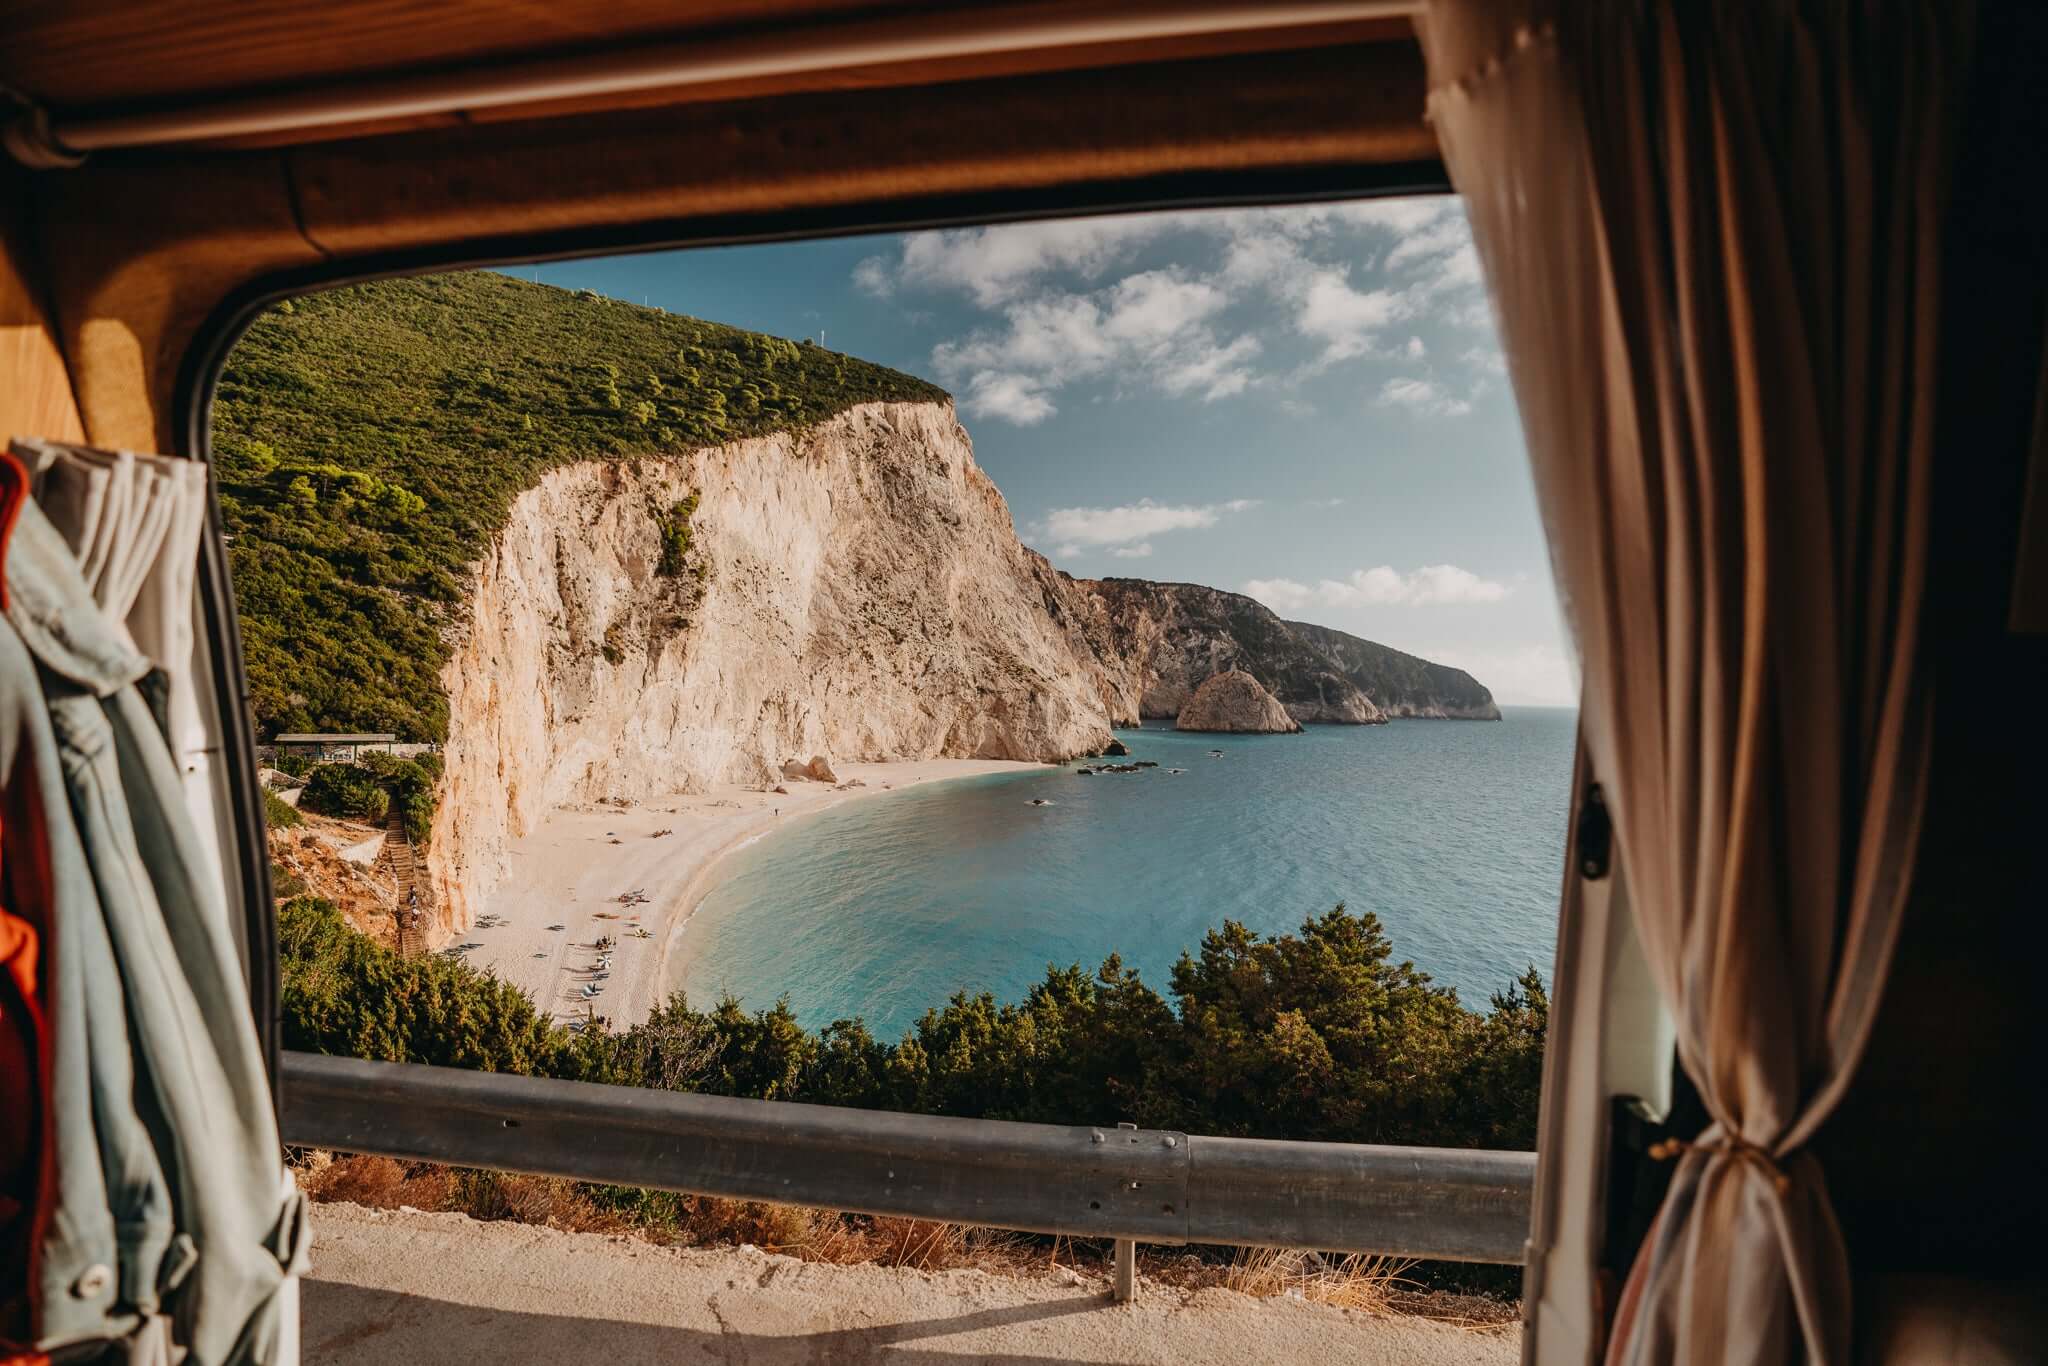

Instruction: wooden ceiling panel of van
[286,42,1439,255]
[27,25,1437,453]
[0,1,906,106]
[0,2,1416,152]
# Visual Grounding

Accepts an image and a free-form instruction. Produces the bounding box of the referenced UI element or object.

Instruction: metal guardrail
[284,1052,1534,1265]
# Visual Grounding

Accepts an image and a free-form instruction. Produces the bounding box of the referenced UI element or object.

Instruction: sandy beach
[453,759,1044,1030]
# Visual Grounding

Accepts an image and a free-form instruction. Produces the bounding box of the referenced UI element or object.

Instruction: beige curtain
[1416,3,1972,1361]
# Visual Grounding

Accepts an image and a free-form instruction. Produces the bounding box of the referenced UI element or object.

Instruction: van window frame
[171,157,1455,1100]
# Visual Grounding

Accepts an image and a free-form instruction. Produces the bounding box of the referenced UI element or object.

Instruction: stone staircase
[380,808,428,956]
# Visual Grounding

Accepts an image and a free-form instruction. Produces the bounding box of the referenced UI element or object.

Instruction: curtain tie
[1647,1133,1792,1197]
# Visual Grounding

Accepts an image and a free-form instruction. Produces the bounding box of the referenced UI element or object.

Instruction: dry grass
[868,1217,966,1269]
[295,1153,1043,1276]
[292,1150,1515,1329]
[696,1205,1033,1276]
[299,1152,453,1209]
[1222,1246,1417,1313]
[297,1152,629,1236]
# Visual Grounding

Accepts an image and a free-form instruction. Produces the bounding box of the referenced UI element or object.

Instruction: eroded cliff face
[429,402,1126,926]
[1073,579,1384,725]
[1285,621,1501,720]
[1068,579,1503,725]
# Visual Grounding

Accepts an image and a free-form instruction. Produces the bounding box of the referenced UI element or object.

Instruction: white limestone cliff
[427,401,1128,926]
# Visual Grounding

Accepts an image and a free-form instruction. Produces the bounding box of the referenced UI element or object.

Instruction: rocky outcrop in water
[1175,669,1303,733]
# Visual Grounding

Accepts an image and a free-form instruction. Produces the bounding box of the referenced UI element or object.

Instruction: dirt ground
[270,814,402,943]
[302,1201,1520,1366]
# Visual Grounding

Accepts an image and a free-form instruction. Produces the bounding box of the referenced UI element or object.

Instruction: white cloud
[1157,333,1262,401]
[1102,269,1226,340]
[1435,243,1482,290]
[1376,377,1473,418]
[851,255,893,298]
[864,196,1500,418]
[1109,543,1154,559]
[1242,577,1316,611]
[1414,643,1580,707]
[1105,272,1261,401]
[1297,270,1410,366]
[1323,198,1446,234]
[1334,564,1507,605]
[930,273,1261,421]
[1214,227,1308,294]
[1243,563,1508,611]
[879,216,1174,306]
[932,293,1113,381]
[1213,203,1477,372]
[1374,211,1484,313]
[960,372,1057,425]
[1039,497,1256,551]
[1461,345,1506,375]
[1382,215,1470,272]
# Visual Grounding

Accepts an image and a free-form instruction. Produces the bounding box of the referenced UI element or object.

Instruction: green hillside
[211,272,948,741]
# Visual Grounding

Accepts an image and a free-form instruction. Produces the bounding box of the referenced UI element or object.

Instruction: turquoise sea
[675,706,1578,1038]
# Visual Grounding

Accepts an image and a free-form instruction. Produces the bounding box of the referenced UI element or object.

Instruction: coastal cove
[459,759,1047,1028]
[674,707,1577,1039]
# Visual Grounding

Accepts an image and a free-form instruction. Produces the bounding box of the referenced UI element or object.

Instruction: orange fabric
[0,449,24,611]
[0,443,41,1355]
[0,906,40,1276]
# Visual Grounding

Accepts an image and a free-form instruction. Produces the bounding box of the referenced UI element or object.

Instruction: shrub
[357,751,438,845]
[262,789,304,829]
[269,861,308,901]
[396,788,435,846]
[300,763,390,823]
[279,898,597,1075]
[655,494,699,578]
[358,750,426,782]
[272,752,312,778]
[281,899,1544,1149]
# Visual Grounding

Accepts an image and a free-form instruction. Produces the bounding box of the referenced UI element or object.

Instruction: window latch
[0,88,86,169]
[1577,781,1612,880]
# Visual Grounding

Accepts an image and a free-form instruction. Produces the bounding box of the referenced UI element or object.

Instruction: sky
[525,197,1577,706]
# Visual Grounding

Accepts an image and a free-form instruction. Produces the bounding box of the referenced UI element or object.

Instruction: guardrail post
[1113,1122,1138,1302]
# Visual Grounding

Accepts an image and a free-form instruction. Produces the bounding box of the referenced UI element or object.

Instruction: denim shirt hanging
[0,495,304,1364]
